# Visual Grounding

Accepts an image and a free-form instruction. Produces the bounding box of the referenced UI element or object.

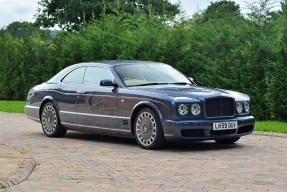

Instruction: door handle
[77,91,86,94]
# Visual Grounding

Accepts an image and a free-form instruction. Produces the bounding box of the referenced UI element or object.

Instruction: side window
[83,67,114,86]
[61,67,86,84]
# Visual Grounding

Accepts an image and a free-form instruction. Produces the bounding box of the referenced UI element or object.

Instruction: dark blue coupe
[25,61,255,149]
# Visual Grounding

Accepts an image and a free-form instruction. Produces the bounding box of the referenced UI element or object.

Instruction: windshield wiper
[169,82,193,85]
[133,83,169,87]
[130,82,193,87]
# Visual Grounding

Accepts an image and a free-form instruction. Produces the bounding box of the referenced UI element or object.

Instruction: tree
[4,21,50,39]
[35,0,180,31]
[177,0,244,86]
[0,23,54,100]
[177,0,272,119]
[197,0,241,22]
[246,0,280,28]
[264,0,287,121]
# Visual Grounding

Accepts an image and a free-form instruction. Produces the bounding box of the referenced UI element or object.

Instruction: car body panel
[75,85,119,128]
[25,61,255,142]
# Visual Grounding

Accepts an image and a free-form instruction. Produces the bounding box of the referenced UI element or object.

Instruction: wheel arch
[39,96,60,119]
[130,101,163,136]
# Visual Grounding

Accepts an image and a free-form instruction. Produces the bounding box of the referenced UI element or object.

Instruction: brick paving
[0,144,22,181]
[0,144,35,188]
[0,112,286,192]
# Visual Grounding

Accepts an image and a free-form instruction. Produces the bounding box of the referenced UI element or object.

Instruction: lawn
[0,100,26,113]
[0,101,286,134]
[255,121,287,134]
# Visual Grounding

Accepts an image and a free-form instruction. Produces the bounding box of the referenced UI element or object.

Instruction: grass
[0,100,26,113]
[255,121,287,134]
[0,183,7,189]
[0,101,286,134]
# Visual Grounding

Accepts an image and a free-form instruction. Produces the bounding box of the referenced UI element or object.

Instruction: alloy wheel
[41,104,58,135]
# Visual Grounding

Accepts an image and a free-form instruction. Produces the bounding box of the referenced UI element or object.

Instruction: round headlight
[244,101,250,112]
[191,103,201,115]
[236,102,243,113]
[178,104,188,116]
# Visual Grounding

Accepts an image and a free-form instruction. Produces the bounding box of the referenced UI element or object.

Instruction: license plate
[213,122,238,130]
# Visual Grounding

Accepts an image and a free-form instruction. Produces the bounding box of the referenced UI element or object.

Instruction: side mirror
[188,77,197,85]
[100,79,118,87]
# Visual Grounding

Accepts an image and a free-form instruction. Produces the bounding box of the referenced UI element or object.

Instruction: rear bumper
[162,116,255,141]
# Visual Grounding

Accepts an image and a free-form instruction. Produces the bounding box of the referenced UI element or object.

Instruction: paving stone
[0,112,286,191]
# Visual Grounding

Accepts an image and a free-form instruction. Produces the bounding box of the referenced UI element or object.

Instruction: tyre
[134,108,166,149]
[215,137,240,144]
[41,102,67,137]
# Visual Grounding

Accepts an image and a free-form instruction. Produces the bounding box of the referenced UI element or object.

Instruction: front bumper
[24,105,40,123]
[162,116,255,141]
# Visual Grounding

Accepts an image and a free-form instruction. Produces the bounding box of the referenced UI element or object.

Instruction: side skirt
[61,122,134,138]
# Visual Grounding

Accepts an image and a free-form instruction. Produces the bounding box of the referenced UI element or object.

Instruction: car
[25,60,255,149]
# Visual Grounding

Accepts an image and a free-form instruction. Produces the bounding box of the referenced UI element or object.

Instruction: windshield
[114,63,191,87]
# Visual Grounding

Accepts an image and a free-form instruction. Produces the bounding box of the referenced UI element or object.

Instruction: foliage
[264,1,287,121]
[35,0,180,31]
[200,0,241,22]
[0,0,287,121]
[0,22,57,100]
[4,21,50,38]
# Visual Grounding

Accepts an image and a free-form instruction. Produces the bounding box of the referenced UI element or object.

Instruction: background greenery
[255,121,287,133]
[0,0,287,122]
[0,101,26,113]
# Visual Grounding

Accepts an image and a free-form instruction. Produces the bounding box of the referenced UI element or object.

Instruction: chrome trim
[61,122,131,133]
[25,105,40,109]
[77,112,130,119]
[60,111,130,120]
[60,111,77,115]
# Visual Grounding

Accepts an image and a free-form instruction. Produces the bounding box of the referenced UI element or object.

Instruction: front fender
[131,101,165,120]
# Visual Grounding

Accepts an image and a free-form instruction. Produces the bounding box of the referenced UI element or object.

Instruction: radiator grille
[205,98,234,118]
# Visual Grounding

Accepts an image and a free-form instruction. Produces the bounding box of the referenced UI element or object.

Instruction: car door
[55,67,86,125]
[75,66,119,129]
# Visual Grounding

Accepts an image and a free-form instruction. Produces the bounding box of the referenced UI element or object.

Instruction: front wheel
[41,102,67,137]
[134,108,166,149]
[215,137,240,144]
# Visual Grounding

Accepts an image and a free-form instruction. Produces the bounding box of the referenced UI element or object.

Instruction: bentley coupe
[25,61,255,149]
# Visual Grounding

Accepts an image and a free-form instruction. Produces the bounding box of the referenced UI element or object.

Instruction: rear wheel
[41,102,67,137]
[215,137,240,144]
[134,108,166,149]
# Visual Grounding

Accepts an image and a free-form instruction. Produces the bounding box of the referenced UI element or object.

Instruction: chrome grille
[205,98,234,118]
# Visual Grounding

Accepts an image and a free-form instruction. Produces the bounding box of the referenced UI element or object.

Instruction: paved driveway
[0,112,286,192]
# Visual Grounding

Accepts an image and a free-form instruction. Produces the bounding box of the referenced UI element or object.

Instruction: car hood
[130,85,249,101]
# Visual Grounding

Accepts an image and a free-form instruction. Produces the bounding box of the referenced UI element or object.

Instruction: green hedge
[1,4,287,121]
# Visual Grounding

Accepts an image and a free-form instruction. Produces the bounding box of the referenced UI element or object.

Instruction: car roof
[73,60,164,67]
